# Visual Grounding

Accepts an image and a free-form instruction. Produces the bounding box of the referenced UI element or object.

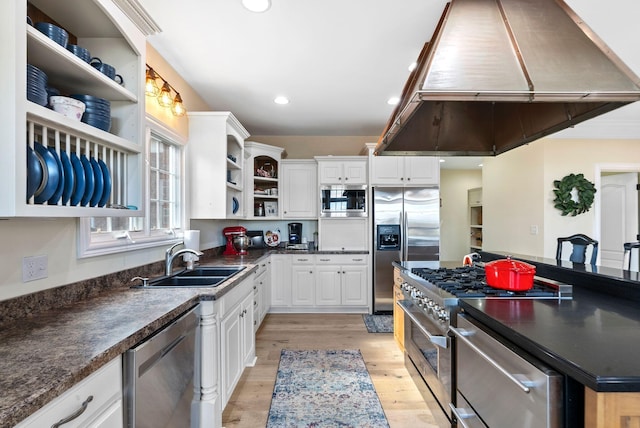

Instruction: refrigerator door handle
[401,211,407,261]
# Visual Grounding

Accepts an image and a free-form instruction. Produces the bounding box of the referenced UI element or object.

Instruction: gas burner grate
[410,266,564,299]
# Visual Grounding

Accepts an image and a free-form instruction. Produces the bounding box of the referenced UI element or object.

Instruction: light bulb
[157,82,173,107]
[145,68,160,97]
[171,93,187,117]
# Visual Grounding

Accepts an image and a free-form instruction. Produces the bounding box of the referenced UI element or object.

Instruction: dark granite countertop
[0,252,270,427]
[0,246,370,426]
[458,251,640,393]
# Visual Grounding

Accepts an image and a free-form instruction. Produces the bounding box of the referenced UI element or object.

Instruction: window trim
[77,116,187,258]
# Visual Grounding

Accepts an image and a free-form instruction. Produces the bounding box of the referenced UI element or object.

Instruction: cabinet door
[315,266,342,306]
[291,266,315,305]
[404,157,439,185]
[371,156,404,185]
[241,293,255,367]
[342,160,367,184]
[282,161,318,218]
[341,265,368,306]
[270,255,291,307]
[318,162,343,184]
[221,305,243,406]
[261,261,271,320]
[319,218,368,251]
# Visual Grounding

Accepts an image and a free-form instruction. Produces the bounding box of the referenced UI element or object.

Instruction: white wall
[483,137,640,259]
[439,169,482,262]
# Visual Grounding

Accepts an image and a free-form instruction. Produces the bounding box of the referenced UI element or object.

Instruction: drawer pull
[352,258,363,262]
[319,258,330,262]
[51,395,93,428]
[297,258,309,262]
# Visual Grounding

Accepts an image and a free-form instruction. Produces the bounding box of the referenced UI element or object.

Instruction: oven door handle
[398,301,448,348]
[449,326,531,393]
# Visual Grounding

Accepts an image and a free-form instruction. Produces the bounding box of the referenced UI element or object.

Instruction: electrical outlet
[22,255,48,282]
[530,225,539,235]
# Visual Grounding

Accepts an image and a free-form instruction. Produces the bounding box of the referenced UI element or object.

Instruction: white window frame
[77,116,186,258]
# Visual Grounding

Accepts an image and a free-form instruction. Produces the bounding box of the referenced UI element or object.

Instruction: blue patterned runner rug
[362,314,393,333]
[266,349,390,428]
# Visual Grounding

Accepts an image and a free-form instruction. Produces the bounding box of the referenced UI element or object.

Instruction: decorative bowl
[49,96,85,121]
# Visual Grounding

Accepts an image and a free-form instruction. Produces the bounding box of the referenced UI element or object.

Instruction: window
[77,117,185,257]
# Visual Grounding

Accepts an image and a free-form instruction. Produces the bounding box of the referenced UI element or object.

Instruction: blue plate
[26,145,43,199]
[89,157,103,207]
[80,154,94,206]
[60,150,74,205]
[34,142,60,204]
[47,147,65,204]
[98,159,111,207]
[232,196,239,214]
[70,153,85,206]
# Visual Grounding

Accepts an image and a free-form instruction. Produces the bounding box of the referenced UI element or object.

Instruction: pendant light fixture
[145,64,187,117]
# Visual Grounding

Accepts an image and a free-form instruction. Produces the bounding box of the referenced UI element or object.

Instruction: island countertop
[457,251,640,392]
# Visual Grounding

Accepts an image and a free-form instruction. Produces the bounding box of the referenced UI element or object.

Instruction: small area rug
[266,349,390,428]
[362,314,393,333]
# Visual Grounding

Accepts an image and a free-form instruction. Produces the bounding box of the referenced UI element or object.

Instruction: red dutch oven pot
[484,258,536,291]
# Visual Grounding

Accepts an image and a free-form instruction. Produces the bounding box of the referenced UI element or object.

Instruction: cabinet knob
[400,177,404,181]
[407,177,411,181]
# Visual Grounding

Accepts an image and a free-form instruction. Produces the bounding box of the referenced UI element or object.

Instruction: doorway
[595,164,640,269]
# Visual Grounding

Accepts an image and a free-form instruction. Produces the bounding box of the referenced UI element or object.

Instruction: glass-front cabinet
[1,0,149,217]
[244,142,284,219]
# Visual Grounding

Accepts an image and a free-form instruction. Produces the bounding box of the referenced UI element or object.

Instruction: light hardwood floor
[222,313,443,428]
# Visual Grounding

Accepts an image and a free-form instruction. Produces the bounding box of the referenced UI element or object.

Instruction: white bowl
[49,96,86,121]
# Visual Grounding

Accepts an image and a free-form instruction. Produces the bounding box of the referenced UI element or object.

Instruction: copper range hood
[375,0,640,156]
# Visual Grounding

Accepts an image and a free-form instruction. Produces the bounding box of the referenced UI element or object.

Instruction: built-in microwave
[320,185,367,217]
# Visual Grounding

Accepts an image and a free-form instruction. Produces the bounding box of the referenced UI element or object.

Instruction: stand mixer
[223,226,248,255]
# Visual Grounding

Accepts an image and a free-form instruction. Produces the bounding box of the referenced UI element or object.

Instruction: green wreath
[553,173,596,216]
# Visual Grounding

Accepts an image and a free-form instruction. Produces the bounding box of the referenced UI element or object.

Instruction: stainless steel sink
[135,266,246,288]
[176,266,245,278]
[147,276,227,287]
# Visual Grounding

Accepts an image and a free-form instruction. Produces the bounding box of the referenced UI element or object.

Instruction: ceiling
[138,0,640,156]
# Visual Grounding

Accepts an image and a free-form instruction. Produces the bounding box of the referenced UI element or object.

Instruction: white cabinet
[316,157,367,185]
[253,258,270,331]
[244,141,284,219]
[270,253,370,312]
[318,218,368,251]
[15,357,123,428]
[370,156,439,186]
[281,160,318,218]
[188,112,248,219]
[219,277,255,407]
[270,254,292,308]
[316,255,368,307]
[2,0,147,217]
[291,255,315,306]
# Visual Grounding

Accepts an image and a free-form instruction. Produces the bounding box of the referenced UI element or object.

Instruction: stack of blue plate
[34,22,69,48]
[70,94,111,132]
[27,64,47,106]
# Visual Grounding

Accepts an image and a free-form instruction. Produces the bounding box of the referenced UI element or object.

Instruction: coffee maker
[223,226,247,255]
[288,222,302,244]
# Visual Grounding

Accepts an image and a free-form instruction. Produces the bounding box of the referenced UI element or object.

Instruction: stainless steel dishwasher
[124,305,199,428]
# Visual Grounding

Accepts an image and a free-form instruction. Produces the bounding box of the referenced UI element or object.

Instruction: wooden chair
[556,234,598,265]
[623,242,640,271]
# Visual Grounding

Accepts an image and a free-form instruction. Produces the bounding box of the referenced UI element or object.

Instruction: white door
[600,172,638,268]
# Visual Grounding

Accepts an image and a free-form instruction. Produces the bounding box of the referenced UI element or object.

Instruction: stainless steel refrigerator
[372,187,440,313]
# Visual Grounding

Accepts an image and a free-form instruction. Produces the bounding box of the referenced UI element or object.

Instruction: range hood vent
[376,0,640,156]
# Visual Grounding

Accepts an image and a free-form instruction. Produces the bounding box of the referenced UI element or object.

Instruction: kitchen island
[458,251,640,427]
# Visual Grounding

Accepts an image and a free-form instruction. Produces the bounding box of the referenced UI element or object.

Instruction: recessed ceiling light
[242,0,271,13]
[439,159,445,163]
[387,97,400,105]
[274,96,289,105]
[408,62,417,72]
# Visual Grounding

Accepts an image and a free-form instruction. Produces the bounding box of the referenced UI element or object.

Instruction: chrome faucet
[165,242,203,275]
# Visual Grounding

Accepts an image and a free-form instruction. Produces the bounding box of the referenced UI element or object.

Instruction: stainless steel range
[397,264,572,426]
